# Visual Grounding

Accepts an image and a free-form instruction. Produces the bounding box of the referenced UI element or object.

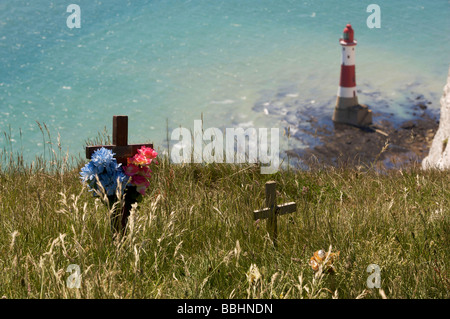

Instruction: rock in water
[422,66,450,170]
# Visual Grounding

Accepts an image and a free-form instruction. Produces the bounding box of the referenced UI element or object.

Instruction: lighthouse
[332,24,372,127]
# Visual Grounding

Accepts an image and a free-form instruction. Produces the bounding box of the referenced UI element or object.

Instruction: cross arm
[277,202,296,216]
[253,202,296,220]
[253,208,272,221]
[86,143,153,162]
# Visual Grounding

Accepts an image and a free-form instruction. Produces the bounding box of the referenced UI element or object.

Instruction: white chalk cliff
[422,66,450,170]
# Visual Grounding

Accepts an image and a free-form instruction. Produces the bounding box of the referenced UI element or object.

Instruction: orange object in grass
[309,249,340,273]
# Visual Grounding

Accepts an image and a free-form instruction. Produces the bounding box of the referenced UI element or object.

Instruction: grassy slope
[0,148,448,299]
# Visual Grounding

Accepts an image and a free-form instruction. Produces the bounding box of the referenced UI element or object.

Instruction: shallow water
[0,0,449,163]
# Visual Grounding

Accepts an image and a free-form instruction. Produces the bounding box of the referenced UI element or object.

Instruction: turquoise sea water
[1,0,449,163]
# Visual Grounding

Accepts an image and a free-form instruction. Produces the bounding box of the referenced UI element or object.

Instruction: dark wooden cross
[86,115,153,233]
[86,115,153,167]
[253,181,296,248]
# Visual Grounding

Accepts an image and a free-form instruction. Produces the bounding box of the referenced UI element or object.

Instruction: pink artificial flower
[125,146,157,197]
[131,175,150,188]
[138,146,158,159]
[129,154,151,166]
[132,175,150,195]
[123,164,140,176]
[139,166,152,178]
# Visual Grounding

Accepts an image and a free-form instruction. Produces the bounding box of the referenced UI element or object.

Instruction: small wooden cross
[86,115,153,166]
[253,181,296,247]
[86,115,153,233]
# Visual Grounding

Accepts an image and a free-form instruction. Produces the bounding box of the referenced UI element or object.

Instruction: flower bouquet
[309,248,340,274]
[80,146,158,235]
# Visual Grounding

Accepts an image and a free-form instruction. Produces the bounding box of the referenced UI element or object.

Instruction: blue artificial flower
[80,147,129,196]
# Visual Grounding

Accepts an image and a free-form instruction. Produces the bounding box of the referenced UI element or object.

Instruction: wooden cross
[85,115,153,233]
[86,115,153,166]
[253,181,296,247]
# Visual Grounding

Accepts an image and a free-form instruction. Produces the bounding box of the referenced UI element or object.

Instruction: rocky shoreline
[291,108,438,169]
[250,86,440,170]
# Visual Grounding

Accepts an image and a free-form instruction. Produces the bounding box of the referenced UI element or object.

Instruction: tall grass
[0,124,448,299]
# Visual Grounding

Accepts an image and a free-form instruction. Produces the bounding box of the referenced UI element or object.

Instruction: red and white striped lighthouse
[332,24,372,127]
[337,24,358,108]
